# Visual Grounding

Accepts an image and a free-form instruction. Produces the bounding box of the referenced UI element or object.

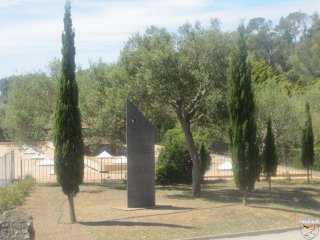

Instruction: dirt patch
[17,180,319,240]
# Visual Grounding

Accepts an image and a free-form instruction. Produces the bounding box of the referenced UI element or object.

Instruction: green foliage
[156,127,211,185]
[299,85,320,145]
[301,102,314,169]
[3,10,320,175]
[3,73,56,145]
[156,161,180,185]
[262,118,278,177]
[246,12,320,89]
[262,120,278,196]
[77,60,176,145]
[288,25,320,85]
[120,22,228,135]
[250,56,291,92]
[276,12,309,45]
[254,83,303,147]
[0,175,36,214]
[227,25,259,192]
[77,62,127,146]
[199,142,211,176]
[124,23,227,110]
[156,136,192,184]
[313,147,320,170]
[0,78,12,140]
[53,2,84,195]
[121,22,227,195]
[247,17,287,70]
[292,150,304,169]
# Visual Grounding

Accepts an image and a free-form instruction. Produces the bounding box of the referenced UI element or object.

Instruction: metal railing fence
[0,148,316,184]
[2,157,127,184]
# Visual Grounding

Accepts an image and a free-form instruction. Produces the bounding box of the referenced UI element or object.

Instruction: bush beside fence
[0,175,36,214]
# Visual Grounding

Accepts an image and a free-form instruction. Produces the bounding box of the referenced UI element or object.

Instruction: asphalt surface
[179,228,316,240]
[214,229,307,240]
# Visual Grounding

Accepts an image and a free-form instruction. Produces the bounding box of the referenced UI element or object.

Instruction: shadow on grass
[37,183,60,187]
[250,187,320,211]
[156,179,232,191]
[80,189,104,194]
[165,187,320,211]
[249,205,320,218]
[79,220,194,229]
[100,180,127,190]
[165,188,242,203]
[81,182,105,186]
[150,205,194,211]
[156,185,191,191]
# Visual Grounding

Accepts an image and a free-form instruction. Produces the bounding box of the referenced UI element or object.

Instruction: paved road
[215,230,306,240]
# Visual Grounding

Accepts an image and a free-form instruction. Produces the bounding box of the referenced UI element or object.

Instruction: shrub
[313,146,320,170]
[156,161,179,185]
[0,175,36,214]
[156,139,192,184]
[199,142,211,178]
[156,128,211,185]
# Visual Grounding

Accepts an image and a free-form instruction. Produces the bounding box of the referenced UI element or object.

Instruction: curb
[176,226,298,240]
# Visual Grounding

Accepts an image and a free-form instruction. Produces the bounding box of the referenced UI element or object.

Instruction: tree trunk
[307,167,310,184]
[177,112,201,197]
[67,193,77,223]
[243,190,247,206]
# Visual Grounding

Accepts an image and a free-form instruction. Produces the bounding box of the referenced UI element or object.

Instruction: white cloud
[0,0,319,78]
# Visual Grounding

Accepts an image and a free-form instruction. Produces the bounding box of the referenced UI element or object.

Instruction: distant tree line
[0,11,319,195]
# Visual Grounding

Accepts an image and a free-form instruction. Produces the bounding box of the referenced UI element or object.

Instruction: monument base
[112,205,172,211]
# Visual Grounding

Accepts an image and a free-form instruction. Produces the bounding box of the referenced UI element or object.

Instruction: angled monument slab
[126,99,155,208]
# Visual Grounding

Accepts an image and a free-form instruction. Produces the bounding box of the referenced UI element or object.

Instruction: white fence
[1,156,127,184]
[0,151,15,187]
[0,149,315,185]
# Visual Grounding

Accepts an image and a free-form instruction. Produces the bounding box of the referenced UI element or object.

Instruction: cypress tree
[227,25,259,205]
[53,1,84,223]
[301,102,314,184]
[262,118,278,196]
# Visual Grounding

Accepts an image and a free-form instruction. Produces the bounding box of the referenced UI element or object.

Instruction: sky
[0,0,319,79]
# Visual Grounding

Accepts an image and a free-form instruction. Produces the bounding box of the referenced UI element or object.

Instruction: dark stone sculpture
[126,99,155,208]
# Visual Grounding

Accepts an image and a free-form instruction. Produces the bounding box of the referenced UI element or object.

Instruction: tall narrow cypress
[53,1,84,223]
[227,25,259,205]
[301,102,314,184]
[262,118,278,196]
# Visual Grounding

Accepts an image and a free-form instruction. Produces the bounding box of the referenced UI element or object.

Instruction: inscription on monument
[126,99,155,208]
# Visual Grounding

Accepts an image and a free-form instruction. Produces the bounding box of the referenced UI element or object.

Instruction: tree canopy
[120,22,228,196]
[1,10,320,170]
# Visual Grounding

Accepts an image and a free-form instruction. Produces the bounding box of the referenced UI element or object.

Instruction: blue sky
[0,0,319,79]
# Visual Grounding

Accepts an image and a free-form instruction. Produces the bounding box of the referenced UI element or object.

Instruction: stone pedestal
[0,210,35,240]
